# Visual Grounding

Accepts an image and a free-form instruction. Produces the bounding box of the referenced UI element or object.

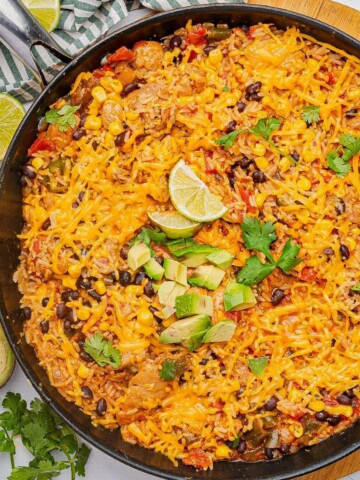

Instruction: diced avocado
[127,242,151,271]
[0,325,15,388]
[206,249,234,270]
[166,238,196,253]
[188,265,225,291]
[201,320,236,343]
[163,258,188,286]
[158,281,188,307]
[175,293,213,319]
[143,257,164,281]
[160,314,211,344]
[224,280,257,312]
[181,253,211,268]
[182,331,208,351]
[162,306,176,319]
[172,243,218,258]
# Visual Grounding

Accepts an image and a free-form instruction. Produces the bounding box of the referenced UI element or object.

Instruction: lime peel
[0,93,26,161]
[148,211,201,239]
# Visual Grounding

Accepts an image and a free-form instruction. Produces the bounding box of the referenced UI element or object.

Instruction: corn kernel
[77,307,91,321]
[348,237,357,251]
[99,321,110,331]
[109,79,122,94]
[108,121,122,136]
[348,89,360,100]
[279,157,292,172]
[138,309,154,326]
[308,400,326,412]
[94,280,106,296]
[84,115,102,130]
[68,263,82,279]
[62,276,77,290]
[289,389,302,403]
[127,111,139,121]
[91,86,107,103]
[32,157,44,169]
[208,49,223,66]
[255,156,269,170]
[303,150,316,163]
[289,423,304,438]
[297,177,312,191]
[352,228,360,236]
[104,132,114,148]
[253,143,267,157]
[255,192,267,208]
[327,405,353,417]
[215,445,232,458]
[125,285,143,296]
[77,364,90,379]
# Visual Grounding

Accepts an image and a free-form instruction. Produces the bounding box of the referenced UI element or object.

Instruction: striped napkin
[0,0,245,102]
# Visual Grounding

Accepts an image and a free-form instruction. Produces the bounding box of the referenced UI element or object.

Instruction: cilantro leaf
[232,436,240,449]
[248,356,269,376]
[8,460,68,480]
[249,117,281,141]
[301,105,320,124]
[215,129,244,149]
[159,359,177,381]
[326,151,352,178]
[241,217,277,262]
[236,256,276,286]
[45,105,80,133]
[75,444,91,477]
[0,429,15,453]
[340,133,360,162]
[84,333,122,368]
[351,283,360,292]
[129,227,166,255]
[327,134,360,177]
[276,238,302,273]
[222,86,230,92]
[0,392,27,434]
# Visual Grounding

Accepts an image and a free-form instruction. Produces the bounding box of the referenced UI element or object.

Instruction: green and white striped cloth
[0,0,245,102]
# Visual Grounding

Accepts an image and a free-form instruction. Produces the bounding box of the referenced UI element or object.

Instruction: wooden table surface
[246,1,360,478]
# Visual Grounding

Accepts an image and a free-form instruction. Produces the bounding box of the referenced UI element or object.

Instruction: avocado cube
[158,281,188,307]
[143,257,164,281]
[163,258,188,286]
[162,306,176,319]
[206,249,234,270]
[175,293,213,319]
[224,281,257,312]
[160,314,211,344]
[166,238,196,253]
[182,331,208,351]
[127,242,151,271]
[201,320,236,343]
[188,265,225,291]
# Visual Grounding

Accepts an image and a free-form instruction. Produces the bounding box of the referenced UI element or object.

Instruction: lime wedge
[22,0,60,32]
[0,94,26,161]
[169,160,228,223]
[148,211,202,239]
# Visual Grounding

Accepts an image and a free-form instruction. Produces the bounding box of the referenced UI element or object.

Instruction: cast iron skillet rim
[1,4,360,480]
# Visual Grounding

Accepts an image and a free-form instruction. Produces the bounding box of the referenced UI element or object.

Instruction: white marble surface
[1,1,360,479]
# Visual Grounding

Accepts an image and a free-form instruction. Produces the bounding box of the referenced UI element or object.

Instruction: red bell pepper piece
[28,137,55,156]
[107,46,134,63]
[300,266,317,282]
[186,25,206,46]
[239,186,256,213]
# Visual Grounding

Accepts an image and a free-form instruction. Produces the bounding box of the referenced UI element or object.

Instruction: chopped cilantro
[215,129,245,149]
[249,117,282,142]
[327,133,360,177]
[45,104,80,132]
[276,238,302,273]
[236,256,276,286]
[241,217,277,263]
[159,359,177,381]
[301,105,320,124]
[84,333,122,368]
[222,86,230,92]
[232,436,240,449]
[351,283,360,292]
[130,227,166,255]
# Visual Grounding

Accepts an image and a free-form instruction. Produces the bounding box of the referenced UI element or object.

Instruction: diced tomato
[102,64,114,72]
[239,186,256,213]
[33,239,40,254]
[107,46,134,63]
[188,50,198,62]
[93,68,107,78]
[183,449,212,470]
[205,166,218,174]
[215,399,224,411]
[300,266,317,282]
[28,137,55,156]
[327,72,336,86]
[324,396,338,407]
[247,25,258,40]
[186,25,207,46]
[225,311,242,322]
[219,224,229,236]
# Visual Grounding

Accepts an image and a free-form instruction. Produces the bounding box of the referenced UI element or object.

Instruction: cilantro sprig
[45,105,80,132]
[159,357,189,382]
[236,218,301,286]
[301,105,320,125]
[327,133,360,177]
[215,117,296,164]
[84,333,122,368]
[0,393,90,480]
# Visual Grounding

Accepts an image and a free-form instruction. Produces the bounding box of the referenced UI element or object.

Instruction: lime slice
[22,0,60,32]
[148,211,202,239]
[0,94,26,161]
[169,160,228,223]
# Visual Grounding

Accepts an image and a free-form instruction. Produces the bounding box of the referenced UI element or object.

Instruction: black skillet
[0,1,359,479]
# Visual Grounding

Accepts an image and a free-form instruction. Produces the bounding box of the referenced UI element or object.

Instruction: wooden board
[245,1,360,478]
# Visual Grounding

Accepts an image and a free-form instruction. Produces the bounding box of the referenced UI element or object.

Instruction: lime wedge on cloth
[0,93,26,161]
[148,211,202,239]
[169,160,228,223]
[21,0,60,32]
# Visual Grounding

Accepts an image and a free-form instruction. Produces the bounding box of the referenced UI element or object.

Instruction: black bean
[337,394,352,405]
[339,244,350,261]
[149,306,162,323]
[264,395,278,411]
[72,202,79,209]
[23,165,36,179]
[81,386,93,399]
[323,247,334,256]
[134,271,146,285]
[236,101,246,113]
[265,447,274,460]
[279,444,290,455]
[345,108,358,118]
[66,309,76,324]
[61,290,80,302]
[72,129,86,140]
[155,256,164,265]
[203,44,217,56]
[199,358,209,366]
[119,271,131,287]
[252,170,267,183]
[235,157,252,170]
[92,141,99,151]
[37,116,48,132]
[169,35,182,50]
[291,152,300,162]
[96,398,107,416]
[63,319,72,331]
[42,297,49,307]
[76,277,92,290]
[327,415,341,426]
[237,440,247,454]
[41,218,51,231]
[315,410,329,422]
[88,289,102,302]
[173,53,183,66]
[271,289,285,306]
[335,198,346,215]
[80,350,93,362]
[22,307,32,320]
[120,245,129,260]
[104,276,115,285]
[225,120,237,134]
[246,93,262,102]
[245,81,262,96]
[144,282,155,298]
[79,115,87,128]
[122,81,140,97]
[20,175,27,187]
[344,388,356,398]
[56,303,67,319]
[40,320,49,334]
[115,130,130,147]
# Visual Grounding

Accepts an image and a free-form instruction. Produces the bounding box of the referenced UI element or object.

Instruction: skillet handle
[0,0,73,88]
